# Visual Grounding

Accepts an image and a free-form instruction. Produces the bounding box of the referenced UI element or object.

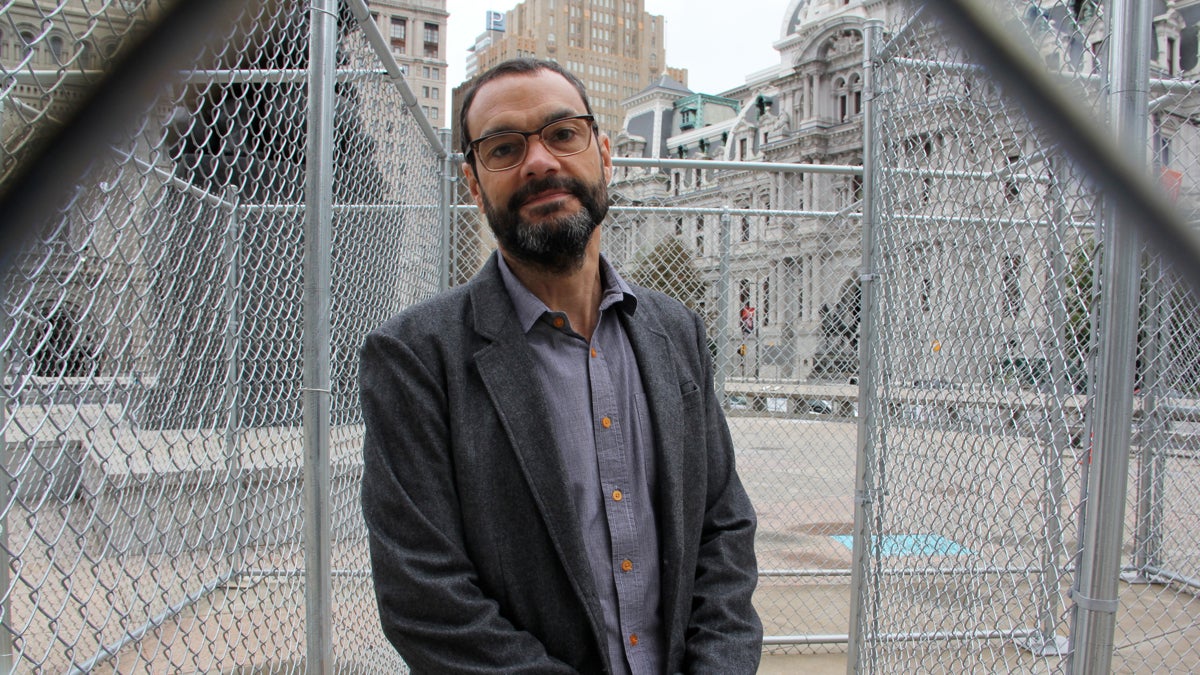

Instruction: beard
[480,174,610,275]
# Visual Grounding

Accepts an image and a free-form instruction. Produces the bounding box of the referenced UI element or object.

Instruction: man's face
[462,70,613,274]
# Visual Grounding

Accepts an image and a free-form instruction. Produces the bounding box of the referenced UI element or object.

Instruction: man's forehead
[468,71,587,135]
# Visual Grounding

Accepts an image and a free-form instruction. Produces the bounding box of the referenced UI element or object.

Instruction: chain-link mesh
[857,1,1200,672]
[1,0,440,670]
[7,0,1200,670]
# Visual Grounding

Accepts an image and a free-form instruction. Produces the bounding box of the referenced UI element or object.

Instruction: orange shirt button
[552,316,565,329]
[611,489,623,502]
[629,633,638,646]
[621,559,633,572]
[601,416,612,429]
[590,347,597,358]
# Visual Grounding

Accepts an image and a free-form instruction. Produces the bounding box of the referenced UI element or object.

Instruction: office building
[460,0,687,138]
[369,0,449,125]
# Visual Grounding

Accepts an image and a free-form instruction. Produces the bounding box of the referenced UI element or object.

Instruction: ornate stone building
[611,0,1200,385]
[611,0,904,381]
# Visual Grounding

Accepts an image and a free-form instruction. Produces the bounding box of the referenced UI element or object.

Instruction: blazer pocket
[679,380,700,398]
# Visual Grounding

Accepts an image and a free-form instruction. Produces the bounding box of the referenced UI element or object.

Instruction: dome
[782,0,858,38]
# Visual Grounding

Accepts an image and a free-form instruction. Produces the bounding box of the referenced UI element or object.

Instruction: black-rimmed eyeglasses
[466,114,597,172]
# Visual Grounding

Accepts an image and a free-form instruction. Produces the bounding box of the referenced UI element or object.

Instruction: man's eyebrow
[478,109,583,138]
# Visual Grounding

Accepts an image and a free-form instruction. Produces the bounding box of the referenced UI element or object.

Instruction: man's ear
[598,132,613,184]
[462,161,484,209]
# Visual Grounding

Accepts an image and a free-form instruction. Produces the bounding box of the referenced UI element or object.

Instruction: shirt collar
[497,252,638,334]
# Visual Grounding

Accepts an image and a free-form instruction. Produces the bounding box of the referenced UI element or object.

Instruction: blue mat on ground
[830,534,974,556]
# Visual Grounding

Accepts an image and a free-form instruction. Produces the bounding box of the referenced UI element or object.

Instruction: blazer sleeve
[682,311,764,673]
[359,327,576,674]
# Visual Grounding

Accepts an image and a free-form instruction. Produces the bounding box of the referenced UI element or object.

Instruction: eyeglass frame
[465,114,599,172]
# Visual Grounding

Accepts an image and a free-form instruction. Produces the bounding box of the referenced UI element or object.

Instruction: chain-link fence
[849,1,1200,673]
[1,0,441,670]
[5,0,1200,672]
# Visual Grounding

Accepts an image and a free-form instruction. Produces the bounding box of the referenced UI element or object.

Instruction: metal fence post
[1131,119,1168,578]
[846,19,884,674]
[0,308,11,673]
[1130,254,1166,577]
[438,127,454,292]
[304,0,337,671]
[716,209,732,401]
[223,192,245,577]
[1069,0,1151,671]
[1019,155,1071,657]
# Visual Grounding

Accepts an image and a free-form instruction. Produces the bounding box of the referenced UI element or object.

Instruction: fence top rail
[447,203,862,219]
[3,68,389,87]
[612,156,862,175]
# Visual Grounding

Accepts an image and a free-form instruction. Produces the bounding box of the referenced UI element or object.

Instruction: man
[360,58,761,674]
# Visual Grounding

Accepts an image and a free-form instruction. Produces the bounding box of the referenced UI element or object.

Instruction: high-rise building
[368,0,449,126]
[459,0,686,139]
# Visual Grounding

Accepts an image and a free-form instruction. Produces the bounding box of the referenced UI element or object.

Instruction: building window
[920,278,932,312]
[390,17,407,55]
[738,138,747,159]
[762,278,770,327]
[48,34,65,62]
[1003,254,1022,317]
[741,211,751,242]
[423,22,439,58]
[20,30,36,60]
[1005,154,1021,202]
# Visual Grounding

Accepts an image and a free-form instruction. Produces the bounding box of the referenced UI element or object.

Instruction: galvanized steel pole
[303,0,337,671]
[0,308,11,673]
[716,210,732,402]
[1070,1,1151,672]
[846,19,884,675]
[438,127,454,292]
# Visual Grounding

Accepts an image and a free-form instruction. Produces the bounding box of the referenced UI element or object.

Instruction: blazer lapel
[467,256,605,635]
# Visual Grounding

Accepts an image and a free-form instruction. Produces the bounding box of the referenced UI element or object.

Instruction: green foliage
[1064,237,1096,363]
[627,236,705,314]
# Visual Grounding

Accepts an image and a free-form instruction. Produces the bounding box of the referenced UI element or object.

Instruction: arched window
[20,29,37,62]
[833,77,849,122]
[48,34,65,63]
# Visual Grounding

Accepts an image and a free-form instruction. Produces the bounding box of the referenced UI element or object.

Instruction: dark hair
[458,58,594,164]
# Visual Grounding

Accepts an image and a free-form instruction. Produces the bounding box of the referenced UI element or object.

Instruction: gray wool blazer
[359,253,762,674]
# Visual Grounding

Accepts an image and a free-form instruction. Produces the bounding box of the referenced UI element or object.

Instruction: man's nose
[522,135,562,175]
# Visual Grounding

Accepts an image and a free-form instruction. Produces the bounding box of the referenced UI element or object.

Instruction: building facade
[460,0,686,138]
[368,0,449,125]
[610,0,1200,386]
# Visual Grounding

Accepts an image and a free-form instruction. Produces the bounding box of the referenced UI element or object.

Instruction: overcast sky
[444,0,793,105]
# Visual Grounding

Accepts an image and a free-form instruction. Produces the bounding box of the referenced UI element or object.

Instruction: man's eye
[486,140,521,159]
[549,127,578,143]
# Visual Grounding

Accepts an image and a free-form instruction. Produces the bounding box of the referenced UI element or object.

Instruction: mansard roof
[638,73,692,96]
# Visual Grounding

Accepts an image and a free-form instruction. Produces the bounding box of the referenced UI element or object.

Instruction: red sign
[1161,167,1183,202]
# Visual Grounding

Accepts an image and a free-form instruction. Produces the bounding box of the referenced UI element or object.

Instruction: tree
[627,236,706,315]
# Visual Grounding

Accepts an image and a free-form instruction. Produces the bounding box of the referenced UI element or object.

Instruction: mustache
[507,176,590,211]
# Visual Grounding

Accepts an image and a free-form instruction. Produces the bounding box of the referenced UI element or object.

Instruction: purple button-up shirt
[497,253,665,675]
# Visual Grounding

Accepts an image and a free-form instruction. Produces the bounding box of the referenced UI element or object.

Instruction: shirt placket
[588,318,647,670]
